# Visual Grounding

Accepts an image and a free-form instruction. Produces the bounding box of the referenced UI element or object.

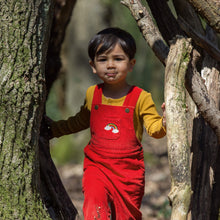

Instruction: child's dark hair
[88,27,136,61]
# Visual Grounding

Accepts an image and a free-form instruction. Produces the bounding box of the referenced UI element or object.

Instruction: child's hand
[44,115,54,139]
[161,102,166,128]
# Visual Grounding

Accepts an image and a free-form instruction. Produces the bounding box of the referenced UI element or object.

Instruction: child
[48,27,166,220]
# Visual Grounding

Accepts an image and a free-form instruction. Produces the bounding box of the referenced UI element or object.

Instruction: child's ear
[89,60,97,74]
[129,58,136,72]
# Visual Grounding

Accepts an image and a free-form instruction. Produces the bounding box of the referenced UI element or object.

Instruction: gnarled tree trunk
[0,1,53,218]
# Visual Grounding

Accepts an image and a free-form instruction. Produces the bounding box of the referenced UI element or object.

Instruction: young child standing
[48,27,166,220]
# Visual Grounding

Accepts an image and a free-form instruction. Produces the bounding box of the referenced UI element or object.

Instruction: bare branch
[173,0,205,35]
[185,50,220,144]
[187,0,220,33]
[146,0,184,45]
[178,16,220,62]
[45,0,78,93]
[121,0,169,65]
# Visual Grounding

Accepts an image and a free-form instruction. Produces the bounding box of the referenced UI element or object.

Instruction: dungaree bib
[83,84,145,220]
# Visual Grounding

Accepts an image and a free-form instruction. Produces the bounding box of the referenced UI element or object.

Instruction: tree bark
[164,37,193,220]
[0,0,53,218]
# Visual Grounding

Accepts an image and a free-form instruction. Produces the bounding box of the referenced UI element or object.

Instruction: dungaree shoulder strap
[92,84,142,107]
[92,83,103,105]
[123,86,143,107]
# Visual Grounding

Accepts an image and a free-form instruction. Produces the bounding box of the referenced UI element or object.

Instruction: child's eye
[115,57,124,61]
[97,58,107,62]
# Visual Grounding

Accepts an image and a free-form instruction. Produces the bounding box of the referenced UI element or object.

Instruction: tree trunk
[0,0,53,218]
[164,37,193,220]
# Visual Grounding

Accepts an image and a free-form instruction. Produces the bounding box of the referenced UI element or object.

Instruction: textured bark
[187,0,220,33]
[164,37,193,220]
[0,0,53,219]
[121,0,169,65]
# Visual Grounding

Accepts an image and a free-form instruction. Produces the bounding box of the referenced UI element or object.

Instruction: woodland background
[46,0,169,219]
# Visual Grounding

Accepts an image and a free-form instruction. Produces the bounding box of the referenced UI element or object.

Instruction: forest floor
[57,135,171,220]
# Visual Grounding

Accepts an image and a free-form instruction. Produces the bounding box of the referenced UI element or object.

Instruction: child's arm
[45,86,96,139]
[138,91,166,139]
[45,102,90,139]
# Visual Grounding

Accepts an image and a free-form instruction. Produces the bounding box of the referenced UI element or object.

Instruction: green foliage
[50,134,87,165]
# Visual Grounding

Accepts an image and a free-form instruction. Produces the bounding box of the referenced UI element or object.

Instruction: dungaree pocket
[97,118,121,140]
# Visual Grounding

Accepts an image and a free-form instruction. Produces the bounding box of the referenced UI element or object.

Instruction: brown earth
[57,136,171,220]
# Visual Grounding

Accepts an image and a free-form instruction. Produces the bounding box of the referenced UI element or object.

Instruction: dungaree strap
[92,84,142,107]
[92,84,103,105]
[123,86,142,107]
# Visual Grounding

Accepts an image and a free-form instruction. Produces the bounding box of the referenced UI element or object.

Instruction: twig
[121,0,169,65]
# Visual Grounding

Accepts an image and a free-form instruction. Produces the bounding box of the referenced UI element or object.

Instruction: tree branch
[146,0,184,45]
[45,0,78,93]
[173,0,205,35]
[121,0,169,65]
[185,49,220,144]
[178,16,220,62]
[186,0,220,33]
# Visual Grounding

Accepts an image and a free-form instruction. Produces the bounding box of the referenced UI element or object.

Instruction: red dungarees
[83,84,145,220]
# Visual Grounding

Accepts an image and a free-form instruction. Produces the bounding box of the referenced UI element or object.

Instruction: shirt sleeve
[138,90,166,139]
[50,87,93,138]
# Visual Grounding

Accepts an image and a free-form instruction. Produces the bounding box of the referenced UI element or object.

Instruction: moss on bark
[0,0,53,218]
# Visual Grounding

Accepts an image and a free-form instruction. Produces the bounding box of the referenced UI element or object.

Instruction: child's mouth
[106,72,117,77]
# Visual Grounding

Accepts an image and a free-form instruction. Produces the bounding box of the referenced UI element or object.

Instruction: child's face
[90,43,136,86]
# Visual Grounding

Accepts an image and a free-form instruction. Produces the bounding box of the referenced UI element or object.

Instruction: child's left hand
[161,102,166,128]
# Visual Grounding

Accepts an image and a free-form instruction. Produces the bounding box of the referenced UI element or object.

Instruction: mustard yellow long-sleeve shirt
[51,85,166,141]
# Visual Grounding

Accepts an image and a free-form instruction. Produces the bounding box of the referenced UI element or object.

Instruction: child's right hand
[44,115,54,139]
[161,102,166,128]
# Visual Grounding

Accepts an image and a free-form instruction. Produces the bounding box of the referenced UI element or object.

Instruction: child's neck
[102,82,131,99]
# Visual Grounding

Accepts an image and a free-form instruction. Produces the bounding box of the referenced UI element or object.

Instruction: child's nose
[107,60,115,68]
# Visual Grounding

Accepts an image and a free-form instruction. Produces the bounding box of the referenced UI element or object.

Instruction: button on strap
[125,108,130,113]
